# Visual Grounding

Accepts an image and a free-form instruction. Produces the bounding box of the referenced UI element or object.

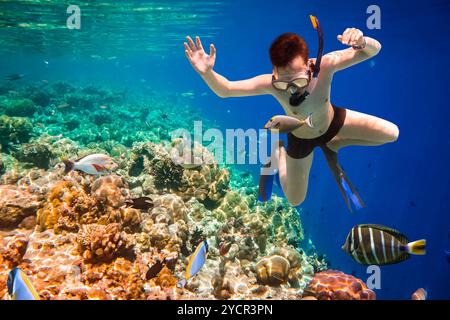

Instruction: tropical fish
[5,73,25,81]
[125,196,154,211]
[263,114,314,134]
[63,153,117,175]
[445,250,450,263]
[146,258,166,280]
[411,288,427,300]
[219,241,231,256]
[177,240,208,288]
[341,224,426,265]
[7,268,40,300]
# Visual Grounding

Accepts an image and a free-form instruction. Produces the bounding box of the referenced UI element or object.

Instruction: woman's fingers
[196,36,204,51]
[210,44,216,58]
[186,36,197,51]
[184,42,192,54]
[342,28,351,44]
[185,49,192,60]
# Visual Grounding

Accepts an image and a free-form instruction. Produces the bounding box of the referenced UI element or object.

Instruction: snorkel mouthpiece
[289,91,308,106]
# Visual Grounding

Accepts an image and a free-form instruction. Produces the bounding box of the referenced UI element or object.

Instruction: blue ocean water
[1,0,449,299]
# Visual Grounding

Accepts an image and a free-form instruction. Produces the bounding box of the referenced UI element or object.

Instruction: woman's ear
[273,67,278,77]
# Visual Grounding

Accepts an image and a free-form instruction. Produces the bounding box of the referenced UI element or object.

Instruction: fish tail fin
[321,146,364,212]
[62,159,74,174]
[406,239,426,255]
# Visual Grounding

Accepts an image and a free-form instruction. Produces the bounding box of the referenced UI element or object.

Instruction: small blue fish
[7,268,40,300]
[177,240,208,288]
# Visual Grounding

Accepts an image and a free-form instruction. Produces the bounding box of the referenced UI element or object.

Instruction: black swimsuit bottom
[287,105,347,159]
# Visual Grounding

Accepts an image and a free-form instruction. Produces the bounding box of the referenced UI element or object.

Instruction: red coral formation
[304,270,376,300]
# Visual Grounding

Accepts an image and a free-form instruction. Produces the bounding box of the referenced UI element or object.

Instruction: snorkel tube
[289,15,324,107]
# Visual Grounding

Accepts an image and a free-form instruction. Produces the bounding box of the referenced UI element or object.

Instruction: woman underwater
[183,17,399,211]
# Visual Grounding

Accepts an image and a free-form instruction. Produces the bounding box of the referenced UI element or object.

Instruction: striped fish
[341,224,426,265]
[7,268,40,300]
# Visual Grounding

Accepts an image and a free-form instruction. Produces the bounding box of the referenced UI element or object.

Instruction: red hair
[269,33,309,68]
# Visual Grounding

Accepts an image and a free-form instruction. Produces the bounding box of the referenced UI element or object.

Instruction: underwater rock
[0,233,28,268]
[255,255,291,286]
[0,115,33,151]
[4,98,37,117]
[12,142,53,169]
[76,223,135,263]
[303,270,376,300]
[0,185,40,228]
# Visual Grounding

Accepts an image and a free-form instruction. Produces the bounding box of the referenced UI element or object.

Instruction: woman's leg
[327,109,399,151]
[277,144,314,206]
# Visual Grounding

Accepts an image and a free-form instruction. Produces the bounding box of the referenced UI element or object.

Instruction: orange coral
[37,180,96,233]
[76,223,135,263]
[0,233,28,268]
[304,270,376,300]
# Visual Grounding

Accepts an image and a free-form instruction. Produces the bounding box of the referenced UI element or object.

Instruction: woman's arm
[201,71,272,98]
[322,28,382,73]
[184,36,272,98]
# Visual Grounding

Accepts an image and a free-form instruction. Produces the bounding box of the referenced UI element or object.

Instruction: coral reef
[0,115,33,151]
[303,270,376,300]
[0,81,349,301]
[0,185,40,228]
[76,223,135,263]
[2,98,37,117]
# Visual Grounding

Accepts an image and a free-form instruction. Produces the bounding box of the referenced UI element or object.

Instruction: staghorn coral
[303,270,376,300]
[76,223,135,263]
[0,185,40,228]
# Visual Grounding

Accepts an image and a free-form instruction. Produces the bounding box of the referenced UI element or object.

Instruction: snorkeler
[184,17,399,210]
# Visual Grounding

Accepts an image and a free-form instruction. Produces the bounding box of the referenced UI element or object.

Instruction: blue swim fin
[340,173,364,211]
[321,146,365,213]
[258,172,274,202]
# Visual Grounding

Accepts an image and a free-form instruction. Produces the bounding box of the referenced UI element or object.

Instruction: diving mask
[272,68,311,94]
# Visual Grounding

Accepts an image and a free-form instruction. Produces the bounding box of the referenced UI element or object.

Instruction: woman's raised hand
[184,36,216,76]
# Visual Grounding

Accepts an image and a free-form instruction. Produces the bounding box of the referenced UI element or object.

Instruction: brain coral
[303,269,376,300]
